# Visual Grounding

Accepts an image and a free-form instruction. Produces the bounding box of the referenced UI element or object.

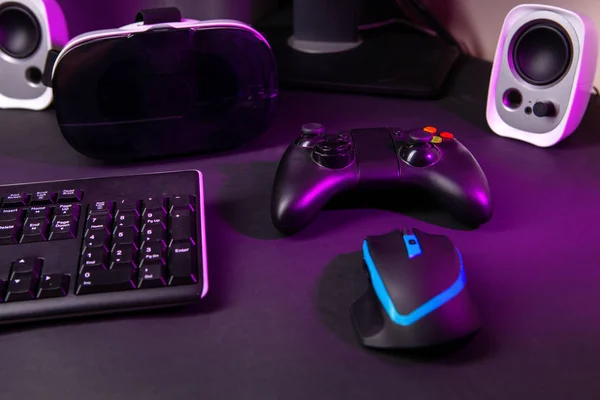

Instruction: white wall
[423,0,600,87]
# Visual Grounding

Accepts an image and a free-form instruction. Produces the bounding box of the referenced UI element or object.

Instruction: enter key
[167,241,198,286]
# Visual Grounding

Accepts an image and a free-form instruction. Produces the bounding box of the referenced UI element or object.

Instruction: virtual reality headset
[43,7,278,161]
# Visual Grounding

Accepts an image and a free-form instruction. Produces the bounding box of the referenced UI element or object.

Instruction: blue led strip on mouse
[362,240,466,326]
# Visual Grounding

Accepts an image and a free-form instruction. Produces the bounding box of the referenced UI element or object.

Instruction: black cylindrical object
[293,0,359,43]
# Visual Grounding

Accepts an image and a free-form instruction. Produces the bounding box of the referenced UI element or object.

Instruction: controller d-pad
[399,143,440,167]
[312,134,355,169]
[314,135,352,155]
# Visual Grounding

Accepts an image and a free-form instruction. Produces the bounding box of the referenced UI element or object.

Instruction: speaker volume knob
[533,101,556,117]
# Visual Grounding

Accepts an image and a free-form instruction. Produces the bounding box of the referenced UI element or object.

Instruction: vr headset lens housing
[50,22,278,160]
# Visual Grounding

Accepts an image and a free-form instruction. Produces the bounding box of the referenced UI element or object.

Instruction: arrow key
[37,274,70,299]
[5,273,38,302]
[11,257,43,279]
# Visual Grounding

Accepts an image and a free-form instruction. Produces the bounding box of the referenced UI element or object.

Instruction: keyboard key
[56,189,83,203]
[114,210,139,230]
[2,193,28,207]
[111,244,138,269]
[138,264,166,288]
[49,215,78,240]
[25,206,52,221]
[20,218,49,243]
[76,265,136,295]
[167,242,198,286]
[11,258,43,278]
[5,273,38,302]
[169,194,195,212]
[141,209,166,229]
[113,226,138,245]
[0,208,23,222]
[37,274,70,299]
[54,203,80,217]
[83,229,111,251]
[169,208,196,245]
[30,190,55,205]
[89,201,114,215]
[141,225,166,247]
[80,247,109,270]
[140,242,166,267]
[86,214,112,233]
[143,196,166,212]
[115,199,140,214]
[0,222,20,245]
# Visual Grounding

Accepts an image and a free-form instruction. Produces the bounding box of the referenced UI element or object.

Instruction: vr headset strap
[135,7,182,24]
[42,7,183,88]
[42,49,59,88]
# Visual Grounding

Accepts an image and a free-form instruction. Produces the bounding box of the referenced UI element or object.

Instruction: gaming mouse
[351,228,480,350]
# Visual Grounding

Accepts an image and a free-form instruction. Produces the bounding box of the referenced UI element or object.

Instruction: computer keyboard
[0,170,207,325]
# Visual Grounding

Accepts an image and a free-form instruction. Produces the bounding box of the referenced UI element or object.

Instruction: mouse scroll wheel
[402,232,422,258]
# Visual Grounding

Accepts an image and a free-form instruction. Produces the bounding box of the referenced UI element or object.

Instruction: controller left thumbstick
[301,123,325,135]
[297,123,326,147]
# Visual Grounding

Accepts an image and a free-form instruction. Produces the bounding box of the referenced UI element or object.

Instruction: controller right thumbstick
[400,129,441,167]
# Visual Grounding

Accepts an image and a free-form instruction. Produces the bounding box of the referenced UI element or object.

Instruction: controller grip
[425,170,493,225]
[271,148,358,235]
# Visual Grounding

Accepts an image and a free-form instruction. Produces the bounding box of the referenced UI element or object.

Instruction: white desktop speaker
[0,0,69,110]
[486,4,598,147]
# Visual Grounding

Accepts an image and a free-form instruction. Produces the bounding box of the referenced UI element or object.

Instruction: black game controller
[271,124,493,235]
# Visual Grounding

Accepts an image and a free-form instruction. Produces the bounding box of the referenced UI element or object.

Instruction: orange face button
[423,126,437,134]
[440,131,454,139]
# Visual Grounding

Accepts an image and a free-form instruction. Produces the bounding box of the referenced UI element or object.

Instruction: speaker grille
[0,2,42,59]
[511,19,573,86]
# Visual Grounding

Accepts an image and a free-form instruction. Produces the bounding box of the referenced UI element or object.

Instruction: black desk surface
[1,58,599,399]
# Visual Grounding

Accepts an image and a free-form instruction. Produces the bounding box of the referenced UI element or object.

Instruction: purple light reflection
[45,0,70,48]
[297,174,348,210]
[473,187,492,209]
